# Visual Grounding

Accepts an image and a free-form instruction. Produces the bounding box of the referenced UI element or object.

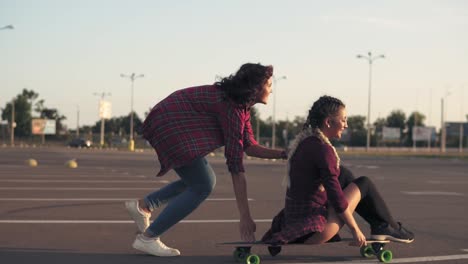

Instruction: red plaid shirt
[262,136,348,244]
[141,85,258,176]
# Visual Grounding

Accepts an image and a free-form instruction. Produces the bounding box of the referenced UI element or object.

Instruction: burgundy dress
[262,136,348,244]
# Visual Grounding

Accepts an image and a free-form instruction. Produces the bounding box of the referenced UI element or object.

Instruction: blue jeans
[144,157,216,237]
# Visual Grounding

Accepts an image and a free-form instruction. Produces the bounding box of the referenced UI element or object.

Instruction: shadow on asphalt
[0,249,368,264]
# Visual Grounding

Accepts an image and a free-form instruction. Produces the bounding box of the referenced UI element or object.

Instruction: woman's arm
[231,172,256,242]
[339,208,366,246]
[244,144,287,159]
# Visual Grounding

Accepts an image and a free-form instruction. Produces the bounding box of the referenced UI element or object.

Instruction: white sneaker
[132,234,180,257]
[125,200,150,233]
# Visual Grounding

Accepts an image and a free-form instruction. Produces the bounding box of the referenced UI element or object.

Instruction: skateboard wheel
[245,254,260,264]
[378,249,393,263]
[233,249,244,262]
[233,247,251,262]
[360,245,374,258]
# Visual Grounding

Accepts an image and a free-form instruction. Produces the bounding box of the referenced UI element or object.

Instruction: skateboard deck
[218,238,393,263]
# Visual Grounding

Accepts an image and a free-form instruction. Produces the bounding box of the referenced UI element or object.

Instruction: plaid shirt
[141,85,258,176]
[262,136,348,244]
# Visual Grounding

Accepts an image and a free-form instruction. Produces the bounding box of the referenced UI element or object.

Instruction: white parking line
[290,254,468,263]
[401,191,464,196]
[0,187,157,190]
[0,219,270,224]
[0,175,147,178]
[354,165,380,169]
[0,179,165,183]
[428,180,468,185]
[0,198,253,201]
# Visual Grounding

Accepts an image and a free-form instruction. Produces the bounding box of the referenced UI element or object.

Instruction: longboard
[218,238,393,263]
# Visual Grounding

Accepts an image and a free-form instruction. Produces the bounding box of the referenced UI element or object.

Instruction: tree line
[1,89,464,148]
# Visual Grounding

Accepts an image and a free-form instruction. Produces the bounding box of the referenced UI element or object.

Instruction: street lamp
[0,24,14,30]
[76,105,80,137]
[120,73,144,151]
[93,92,111,147]
[272,75,287,149]
[356,51,385,151]
[440,91,451,153]
[10,98,15,146]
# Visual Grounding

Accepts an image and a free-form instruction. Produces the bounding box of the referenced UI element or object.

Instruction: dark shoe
[268,246,282,256]
[371,222,414,243]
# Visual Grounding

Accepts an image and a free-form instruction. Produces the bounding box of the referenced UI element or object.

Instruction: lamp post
[10,98,15,146]
[93,92,111,147]
[3,25,15,145]
[120,73,144,151]
[356,51,385,151]
[441,91,451,153]
[76,105,80,137]
[458,86,465,153]
[0,25,14,30]
[272,75,287,149]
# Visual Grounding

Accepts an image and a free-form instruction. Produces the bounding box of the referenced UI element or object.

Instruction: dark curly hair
[215,63,273,106]
[304,95,345,129]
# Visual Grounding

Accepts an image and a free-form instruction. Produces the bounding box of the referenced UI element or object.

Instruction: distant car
[68,138,92,148]
[110,138,128,147]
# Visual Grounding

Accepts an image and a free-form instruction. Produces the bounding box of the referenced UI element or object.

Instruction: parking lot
[0,147,467,264]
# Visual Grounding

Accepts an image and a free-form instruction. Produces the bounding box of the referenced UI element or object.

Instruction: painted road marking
[0,219,271,224]
[0,179,165,183]
[428,180,468,185]
[287,254,468,263]
[0,187,158,190]
[0,198,253,201]
[0,175,147,178]
[402,191,464,196]
[354,165,380,169]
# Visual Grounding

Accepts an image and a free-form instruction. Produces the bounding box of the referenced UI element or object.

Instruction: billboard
[382,127,400,140]
[32,119,56,135]
[446,122,468,137]
[99,100,112,119]
[412,126,435,141]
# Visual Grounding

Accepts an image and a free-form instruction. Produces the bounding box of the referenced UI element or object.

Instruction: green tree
[406,111,426,146]
[92,112,143,136]
[386,110,406,130]
[250,106,260,141]
[1,89,39,137]
[373,117,387,134]
[347,115,366,146]
[373,117,387,146]
[385,110,406,146]
[35,99,67,135]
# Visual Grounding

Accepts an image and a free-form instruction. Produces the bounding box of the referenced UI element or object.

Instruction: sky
[1,0,467,131]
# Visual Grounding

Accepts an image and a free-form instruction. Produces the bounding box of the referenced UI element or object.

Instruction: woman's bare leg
[305,182,362,244]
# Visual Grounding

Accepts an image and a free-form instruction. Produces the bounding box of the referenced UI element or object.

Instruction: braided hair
[284,96,345,187]
[215,63,273,106]
[303,95,345,130]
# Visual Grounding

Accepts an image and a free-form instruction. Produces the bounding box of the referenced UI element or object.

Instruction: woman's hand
[239,216,256,242]
[349,227,367,247]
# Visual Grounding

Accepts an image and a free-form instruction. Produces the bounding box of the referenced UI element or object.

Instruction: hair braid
[303,96,344,129]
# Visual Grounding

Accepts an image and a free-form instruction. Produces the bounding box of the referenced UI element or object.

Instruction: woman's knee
[352,176,373,195]
[191,181,215,198]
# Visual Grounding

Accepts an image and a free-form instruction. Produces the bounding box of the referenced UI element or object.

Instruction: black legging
[339,166,398,229]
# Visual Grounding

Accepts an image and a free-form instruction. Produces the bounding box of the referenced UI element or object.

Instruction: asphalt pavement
[0,147,467,264]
